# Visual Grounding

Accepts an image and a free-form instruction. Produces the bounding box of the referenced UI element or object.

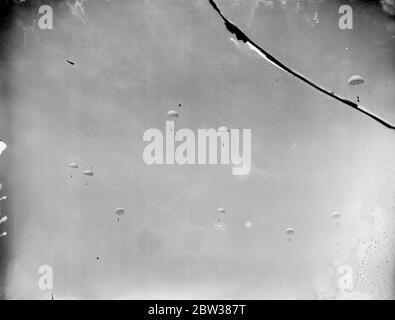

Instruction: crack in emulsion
[208,0,395,130]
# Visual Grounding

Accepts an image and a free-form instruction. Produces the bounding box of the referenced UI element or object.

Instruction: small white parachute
[115,207,125,216]
[0,232,6,238]
[218,126,230,133]
[167,110,179,118]
[285,227,295,242]
[217,208,226,214]
[83,169,94,176]
[285,228,295,235]
[348,75,364,86]
[0,196,7,201]
[0,140,7,156]
[331,211,341,219]
[69,162,78,169]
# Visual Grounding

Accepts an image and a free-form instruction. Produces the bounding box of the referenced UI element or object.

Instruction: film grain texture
[0,0,395,300]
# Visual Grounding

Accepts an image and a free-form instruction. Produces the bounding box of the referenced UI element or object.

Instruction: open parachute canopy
[285,228,295,235]
[217,208,226,214]
[167,110,179,118]
[83,169,94,176]
[218,126,230,133]
[331,211,341,219]
[0,140,7,156]
[69,162,78,169]
[348,75,364,86]
[115,207,125,216]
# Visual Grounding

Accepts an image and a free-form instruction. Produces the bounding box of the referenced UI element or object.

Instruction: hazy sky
[1,0,395,299]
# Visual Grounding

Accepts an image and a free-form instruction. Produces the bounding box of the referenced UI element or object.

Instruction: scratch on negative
[208,0,395,130]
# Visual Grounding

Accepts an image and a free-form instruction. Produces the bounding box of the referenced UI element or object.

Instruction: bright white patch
[245,221,252,228]
[229,37,255,58]
[247,42,287,72]
[0,141,7,155]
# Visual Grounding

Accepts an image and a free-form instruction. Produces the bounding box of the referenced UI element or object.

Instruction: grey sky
[1,0,395,299]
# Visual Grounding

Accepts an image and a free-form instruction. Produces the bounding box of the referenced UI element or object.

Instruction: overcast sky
[1,0,395,299]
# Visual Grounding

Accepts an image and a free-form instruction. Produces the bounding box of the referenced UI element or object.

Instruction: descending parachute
[0,140,6,156]
[285,228,295,235]
[218,127,230,146]
[0,232,6,238]
[285,228,295,242]
[348,75,364,86]
[331,211,341,219]
[115,207,125,221]
[331,211,341,227]
[167,110,179,118]
[218,126,230,133]
[348,75,364,103]
[0,196,7,201]
[83,169,94,176]
[115,207,125,216]
[69,162,78,169]
[215,208,226,230]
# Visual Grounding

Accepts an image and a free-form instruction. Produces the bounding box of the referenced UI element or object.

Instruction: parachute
[115,207,125,216]
[285,228,295,242]
[285,228,295,235]
[348,75,364,86]
[0,140,6,156]
[331,212,341,219]
[0,196,7,201]
[0,232,6,238]
[332,211,341,227]
[83,169,94,176]
[69,162,78,169]
[167,110,179,118]
[115,207,125,221]
[218,126,230,133]
[215,208,226,230]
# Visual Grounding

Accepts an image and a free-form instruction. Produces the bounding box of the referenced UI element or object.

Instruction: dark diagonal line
[208,0,395,130]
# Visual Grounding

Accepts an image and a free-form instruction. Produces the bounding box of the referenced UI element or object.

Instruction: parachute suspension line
[207,0,395,130]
